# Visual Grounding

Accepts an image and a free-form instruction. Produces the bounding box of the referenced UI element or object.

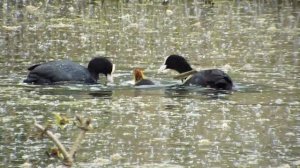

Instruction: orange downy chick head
[133,68,145,82]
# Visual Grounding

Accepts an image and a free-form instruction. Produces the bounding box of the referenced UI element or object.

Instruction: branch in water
[69,115,92,157]
[34,121,73,166]
[34,116,92,166]
[173,70,198,80]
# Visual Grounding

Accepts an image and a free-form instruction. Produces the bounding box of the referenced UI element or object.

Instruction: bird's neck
[89,71,99,81]
[176,64,193,73]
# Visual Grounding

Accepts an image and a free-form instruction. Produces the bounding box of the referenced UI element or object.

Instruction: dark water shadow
[21,83,113,99]
[164,84,233,100]
[132,85,165,97]
[18,81,273,100]
[163,82,275,100]
[89,90,113,98]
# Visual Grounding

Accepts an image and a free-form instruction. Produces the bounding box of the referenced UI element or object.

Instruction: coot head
[158,55,193,73]
[88,57,115,83]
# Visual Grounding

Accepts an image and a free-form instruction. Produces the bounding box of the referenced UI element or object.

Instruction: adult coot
[158,55,233,90]
[133,68,154,86]
[24,56,115,84]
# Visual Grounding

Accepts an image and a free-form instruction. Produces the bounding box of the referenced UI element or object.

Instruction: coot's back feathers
[27,64,41,71]
[183,69,233,90]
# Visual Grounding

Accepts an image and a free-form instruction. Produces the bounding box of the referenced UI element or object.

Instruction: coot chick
[158,55,233,90]
[133,68,155,86]
[24,56,115,85]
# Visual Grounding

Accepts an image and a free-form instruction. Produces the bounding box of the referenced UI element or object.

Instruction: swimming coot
[158,55,233,90]
[24,56,115,84]
[133,68,154,86]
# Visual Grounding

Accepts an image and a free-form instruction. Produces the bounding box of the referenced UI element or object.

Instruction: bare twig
[173,70,198,80]
[69,116,92,157]
[34,115,92,166]
[34,122,73,166]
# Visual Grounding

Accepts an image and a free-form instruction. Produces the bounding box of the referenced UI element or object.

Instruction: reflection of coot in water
[159,55,233,90]
[89,90,113,98]
[24,57,115,85]
[164,85,231,100]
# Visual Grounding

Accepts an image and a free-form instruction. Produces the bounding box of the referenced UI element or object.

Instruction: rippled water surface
[0,0,300,167]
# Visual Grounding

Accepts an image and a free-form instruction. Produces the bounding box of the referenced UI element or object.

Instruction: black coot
[24,56,115,84]
[158,55,233,90]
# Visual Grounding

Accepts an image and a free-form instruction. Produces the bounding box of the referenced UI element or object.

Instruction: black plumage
[24,57,114,85]
[159,55,233,90]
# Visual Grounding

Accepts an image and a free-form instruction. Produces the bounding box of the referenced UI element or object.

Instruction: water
[0,0,300,167]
